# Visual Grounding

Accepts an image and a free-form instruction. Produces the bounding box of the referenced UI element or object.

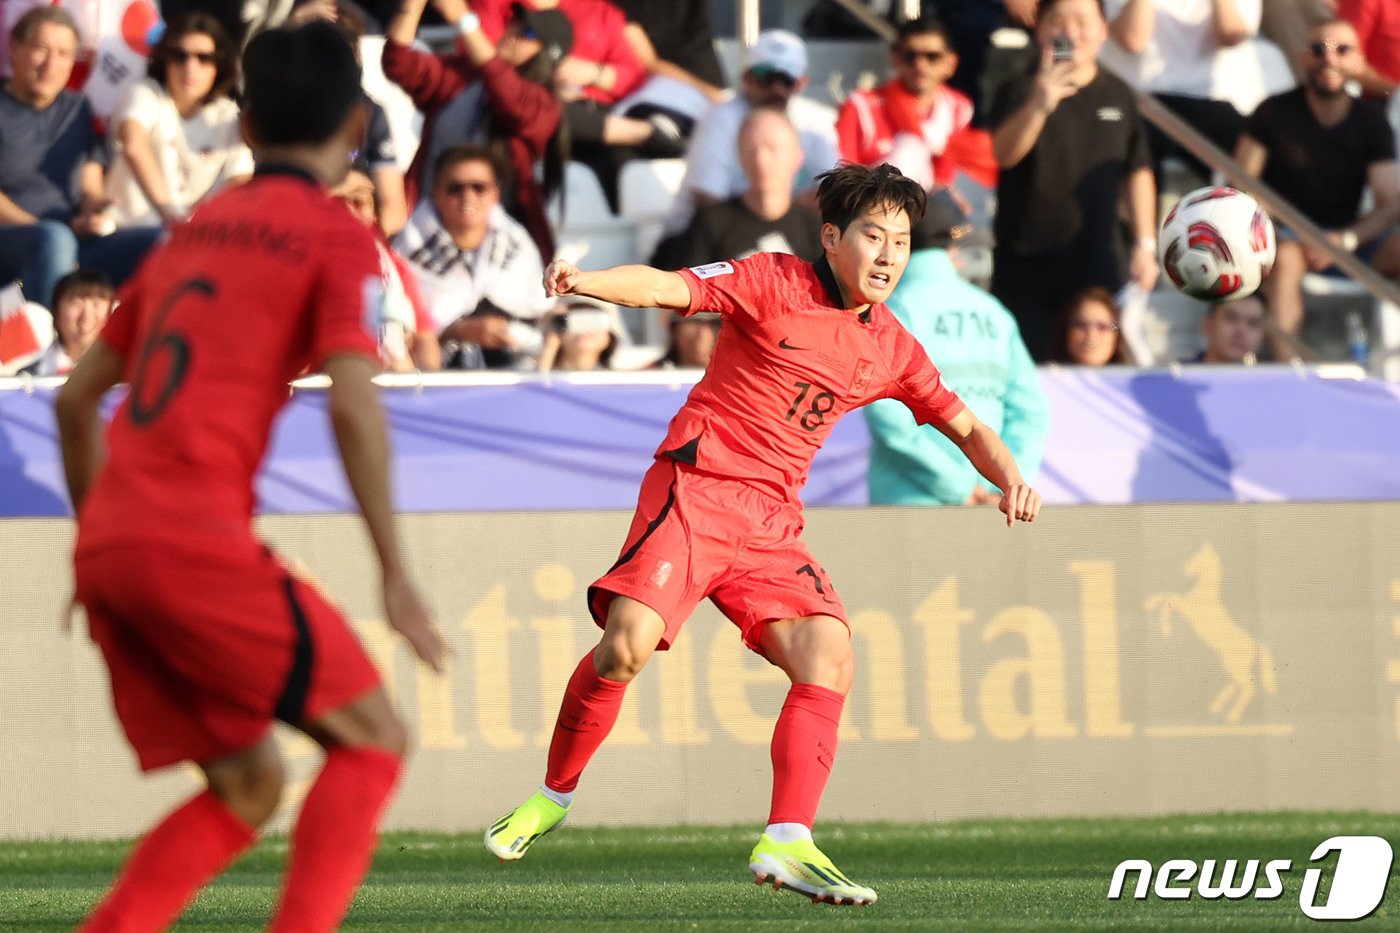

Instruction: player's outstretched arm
[937,408,1043,527]
[325,354,447,672]
[544,260,691,310]
[55,339,125,513]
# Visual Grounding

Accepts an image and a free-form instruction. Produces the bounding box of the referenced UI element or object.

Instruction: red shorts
[74,539,381,772]
[588,458,847,653]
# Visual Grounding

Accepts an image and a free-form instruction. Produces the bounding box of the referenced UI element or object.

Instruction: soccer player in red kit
[484,163,1042,905]
[54,23,446,932]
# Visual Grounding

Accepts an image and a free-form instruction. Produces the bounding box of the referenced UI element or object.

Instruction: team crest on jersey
[689,261,734,280]
[852,359,876,395]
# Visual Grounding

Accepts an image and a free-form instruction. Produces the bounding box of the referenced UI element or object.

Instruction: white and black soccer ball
[1158,186,1276,301]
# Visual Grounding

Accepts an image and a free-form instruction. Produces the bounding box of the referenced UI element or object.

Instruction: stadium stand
[553,161,639,272]
[618,157,687,264]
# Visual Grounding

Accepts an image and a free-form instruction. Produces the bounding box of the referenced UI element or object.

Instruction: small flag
[0,282,48,374]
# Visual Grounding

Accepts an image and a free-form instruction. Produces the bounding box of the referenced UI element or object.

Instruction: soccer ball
[1158,186,1276,301]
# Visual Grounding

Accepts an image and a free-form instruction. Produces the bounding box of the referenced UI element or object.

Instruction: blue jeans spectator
[0,220,162,307]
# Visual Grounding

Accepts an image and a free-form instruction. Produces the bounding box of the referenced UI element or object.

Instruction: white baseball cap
[558,296,625,338]
[745,29,807,81]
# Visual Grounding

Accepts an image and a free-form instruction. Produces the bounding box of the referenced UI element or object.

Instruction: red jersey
[668,252,965,501]
[77,167,383,555]
[837,82,973,182]
[1340,0,1400,86]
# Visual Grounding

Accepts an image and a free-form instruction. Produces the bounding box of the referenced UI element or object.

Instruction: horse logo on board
[1145,544,1278,723]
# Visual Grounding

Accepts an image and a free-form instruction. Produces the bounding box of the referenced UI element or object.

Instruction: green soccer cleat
[748,834,878,906]
[483,791,569,861]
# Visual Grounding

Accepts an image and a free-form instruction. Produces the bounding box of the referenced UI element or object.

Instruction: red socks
[545,650,629,793]
[543,656,843,826]
[269,745,402,933]
[768,683,845,827]
[79,790,256,933]
[82,746,400,932]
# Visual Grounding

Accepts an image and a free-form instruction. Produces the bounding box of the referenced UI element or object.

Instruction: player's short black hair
[815,163,926,235]
[894,15,950,47]
[241,22,362,147]
[51,268,113,311]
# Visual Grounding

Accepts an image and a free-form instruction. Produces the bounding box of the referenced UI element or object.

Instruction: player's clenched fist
[544,260,583,297]
[998,484,1042,527]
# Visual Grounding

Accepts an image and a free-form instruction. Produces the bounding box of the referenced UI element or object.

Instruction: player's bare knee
[302,688,408,756]
[596,598,662,681]
[773,617,855,693]
[337,705,410,757]
[204,749,284,827]
[593,634,651,681]
[368,709,411,759]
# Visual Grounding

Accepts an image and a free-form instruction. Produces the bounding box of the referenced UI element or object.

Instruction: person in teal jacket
[865,190,1049,505]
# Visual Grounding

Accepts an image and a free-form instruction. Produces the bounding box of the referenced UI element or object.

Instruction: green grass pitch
[3,812,1397,930]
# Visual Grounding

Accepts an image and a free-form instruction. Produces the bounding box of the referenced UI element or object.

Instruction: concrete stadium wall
[5,502,1399,839]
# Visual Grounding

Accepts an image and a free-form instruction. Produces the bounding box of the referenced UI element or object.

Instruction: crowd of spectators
[1,0,1397,381]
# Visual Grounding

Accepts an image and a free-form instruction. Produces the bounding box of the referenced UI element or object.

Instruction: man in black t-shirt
[653,107,822,269]
[612,0,726,101]
[989,0,1158,362]
[1235,17,1400,360]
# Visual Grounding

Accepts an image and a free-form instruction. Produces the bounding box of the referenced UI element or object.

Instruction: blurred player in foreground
[55,22,446,932]
[485,162,1041,906]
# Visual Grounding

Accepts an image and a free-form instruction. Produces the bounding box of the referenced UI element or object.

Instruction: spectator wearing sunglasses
[393,144,554,369]
[1234,18,1400,361]
[384,0,571,261]
[1099,0,1261,188]
[105,12,252,229]
[664,29,839,236]
[836,16,995,193]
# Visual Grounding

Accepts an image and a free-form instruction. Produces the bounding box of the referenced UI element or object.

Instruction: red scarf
[876,80,998,189]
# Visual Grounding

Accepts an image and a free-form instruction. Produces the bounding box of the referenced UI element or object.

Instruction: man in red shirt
[55,23,445,932]
[484,162,1042,905]
[1338,0,1400,100]
[836,15,996,190]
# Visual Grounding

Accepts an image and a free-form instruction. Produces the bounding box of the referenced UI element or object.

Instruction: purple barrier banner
[3,367,1398,518]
